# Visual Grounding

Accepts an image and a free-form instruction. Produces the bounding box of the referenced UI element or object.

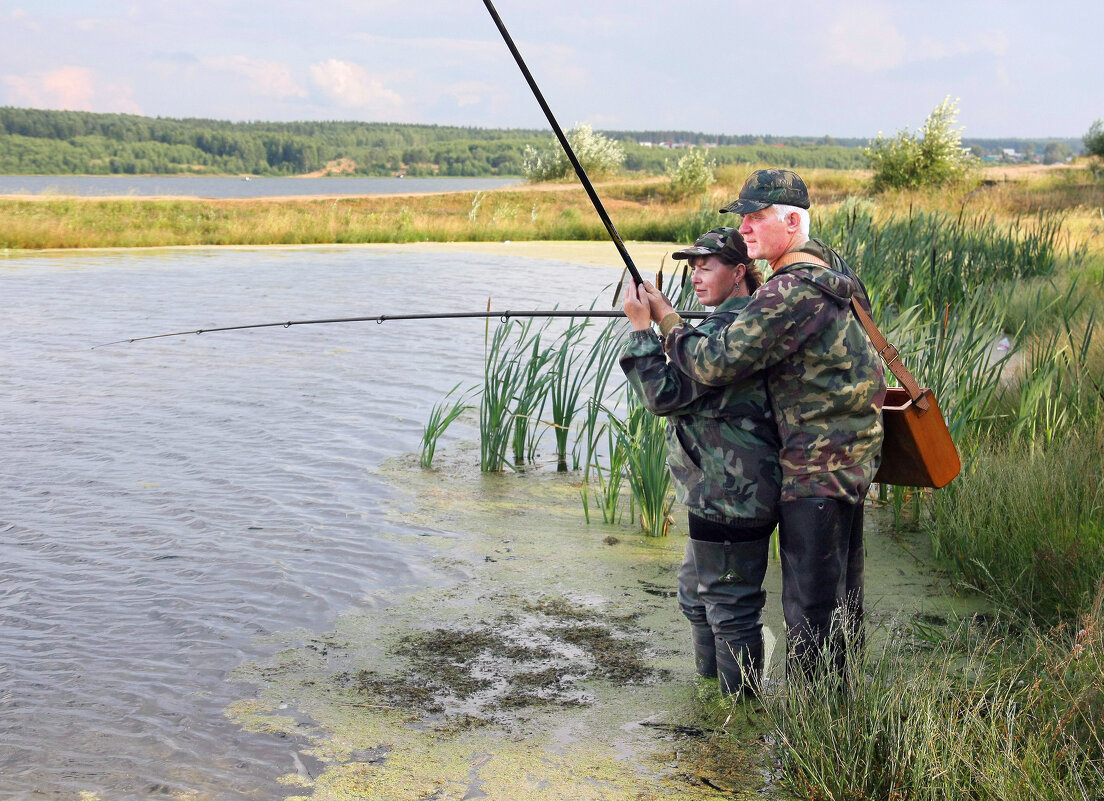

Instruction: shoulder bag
[773,251,961,488]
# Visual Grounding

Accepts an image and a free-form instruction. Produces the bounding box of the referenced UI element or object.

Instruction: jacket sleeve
[619,329,718,415]
[664,275,821,387]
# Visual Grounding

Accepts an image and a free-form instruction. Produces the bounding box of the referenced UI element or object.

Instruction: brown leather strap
[773,250,930,410]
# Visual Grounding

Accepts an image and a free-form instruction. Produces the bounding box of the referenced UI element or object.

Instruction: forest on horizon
[0,106,1084,178]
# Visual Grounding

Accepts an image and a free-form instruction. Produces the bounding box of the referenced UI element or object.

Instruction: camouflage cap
[719,169,810,214]
[671,227,749,264]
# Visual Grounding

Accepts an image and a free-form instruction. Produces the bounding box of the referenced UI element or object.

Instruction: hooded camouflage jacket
[663,240,885,504]
[620,296,781,526]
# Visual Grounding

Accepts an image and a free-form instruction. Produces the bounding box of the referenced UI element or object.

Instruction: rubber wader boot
[692,536,770,694]
[779,497,861,679]
[677,540,717,677]
[716,637,764,696]
[690,624,718,678]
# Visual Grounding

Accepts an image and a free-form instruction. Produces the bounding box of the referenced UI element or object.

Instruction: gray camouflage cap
[671,227,749,264]
[719,169,810,214]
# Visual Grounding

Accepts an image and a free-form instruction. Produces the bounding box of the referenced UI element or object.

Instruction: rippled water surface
[0,246,621,799]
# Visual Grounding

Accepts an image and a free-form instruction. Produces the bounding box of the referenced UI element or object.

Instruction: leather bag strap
[772,250,930,410]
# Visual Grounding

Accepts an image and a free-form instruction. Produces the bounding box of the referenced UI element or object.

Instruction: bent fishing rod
[92,308,709,349]
[482,0,643,287]
[102,4,662,349]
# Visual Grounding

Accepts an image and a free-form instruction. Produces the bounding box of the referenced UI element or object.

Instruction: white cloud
[827,6,908,71]
[1,66,142,114]
[308,58,403,111]
[443,80,494,109]
[827,3,1011,74]
[203,55,306,98]
[918,30,1010,61]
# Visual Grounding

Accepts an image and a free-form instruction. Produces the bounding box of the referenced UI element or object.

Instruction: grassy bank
[3,163,1101,253]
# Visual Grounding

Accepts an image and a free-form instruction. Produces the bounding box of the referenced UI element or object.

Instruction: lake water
[0,175,522,199]
[0,246,624,800]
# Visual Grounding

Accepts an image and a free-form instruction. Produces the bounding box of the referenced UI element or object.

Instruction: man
[638,169,885,678]
[620,228,779,696]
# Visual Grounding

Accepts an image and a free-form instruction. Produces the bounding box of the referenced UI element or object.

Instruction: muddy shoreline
[227,448,977,800]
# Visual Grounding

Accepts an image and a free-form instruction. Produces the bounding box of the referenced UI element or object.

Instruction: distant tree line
[0,107,1087,177]
[0,107,548,176]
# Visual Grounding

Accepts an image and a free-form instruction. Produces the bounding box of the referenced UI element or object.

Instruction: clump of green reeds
[921,296,1104,621]
[576,320,629,516]
[879,288,1011,444]
[819,201,1079,318]
[419,382,472,469]
[583,420,630,526]
[763,595,1104,801]
[612,398,673,537]
[547,315,622,472]
[479,316,551,472]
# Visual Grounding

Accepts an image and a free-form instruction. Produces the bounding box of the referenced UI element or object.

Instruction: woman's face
[689,255,742,307]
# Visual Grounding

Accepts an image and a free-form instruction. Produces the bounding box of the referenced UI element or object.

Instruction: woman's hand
[642,282,676,324]
[622,280,655,331]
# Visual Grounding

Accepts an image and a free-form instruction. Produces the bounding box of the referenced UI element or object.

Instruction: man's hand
[622,279,654,331]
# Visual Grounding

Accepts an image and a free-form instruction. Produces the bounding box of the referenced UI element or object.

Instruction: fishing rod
[482,0,644,287]
[92,308,710,349]
[103,4,666,349]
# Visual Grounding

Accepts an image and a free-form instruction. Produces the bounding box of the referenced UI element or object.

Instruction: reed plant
[612,397,673,537]
[573,320,628,474]
[879,289,1012,444]
[547,316,601,471]
[419,382,472,469]
[479,317,549,472]
[819,201,1075,319]
[509,327,553,468]
[762,598,1104,801]
[583,420,630,526]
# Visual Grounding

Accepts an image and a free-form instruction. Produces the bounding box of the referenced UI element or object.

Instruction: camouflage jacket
[620,296,781,526]
[664,240,885,503]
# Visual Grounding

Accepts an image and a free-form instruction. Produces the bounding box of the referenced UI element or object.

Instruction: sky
[1,1,1101,140]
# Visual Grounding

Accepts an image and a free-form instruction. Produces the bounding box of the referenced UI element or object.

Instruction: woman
[619,227,780,695]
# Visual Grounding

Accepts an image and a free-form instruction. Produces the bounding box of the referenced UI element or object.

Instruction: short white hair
[772,204,810,236]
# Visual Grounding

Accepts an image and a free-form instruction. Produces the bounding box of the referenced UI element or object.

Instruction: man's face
[689,255,739,307]
[738,207,788,262]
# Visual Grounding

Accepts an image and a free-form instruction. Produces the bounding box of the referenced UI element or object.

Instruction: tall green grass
[927,424,1104,624]
[763,597,1104,801]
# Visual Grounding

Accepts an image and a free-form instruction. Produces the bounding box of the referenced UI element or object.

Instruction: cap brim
[671,245,715,260]
[719,198,771,215]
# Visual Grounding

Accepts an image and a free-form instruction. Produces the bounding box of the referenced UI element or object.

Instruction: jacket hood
[769,239,858,307]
